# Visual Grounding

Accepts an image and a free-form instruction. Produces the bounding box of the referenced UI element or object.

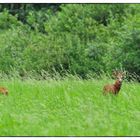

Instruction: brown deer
[0,87,8,96]
[103,71,126,95]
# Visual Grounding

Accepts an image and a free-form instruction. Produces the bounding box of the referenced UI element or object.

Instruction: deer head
[112,71,126,82]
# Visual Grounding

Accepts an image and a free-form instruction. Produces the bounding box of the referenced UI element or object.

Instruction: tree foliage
[0,4,139,78]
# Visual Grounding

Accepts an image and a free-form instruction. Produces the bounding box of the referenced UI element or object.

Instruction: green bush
[0,9,22,29]
[0,4,140,78]
[122,30,140,75]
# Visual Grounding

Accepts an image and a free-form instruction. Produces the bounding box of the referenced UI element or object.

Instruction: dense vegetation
[0,4,140,79]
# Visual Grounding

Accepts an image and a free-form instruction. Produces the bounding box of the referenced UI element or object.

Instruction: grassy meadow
[0,76,139,136]
[0,4,140,136]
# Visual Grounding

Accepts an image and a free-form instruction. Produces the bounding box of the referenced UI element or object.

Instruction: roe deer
[103,71,126,95]
[0,87,8,96]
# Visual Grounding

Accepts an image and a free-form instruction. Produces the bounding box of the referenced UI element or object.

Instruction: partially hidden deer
[103,71,126,95]
[0,87,8,96]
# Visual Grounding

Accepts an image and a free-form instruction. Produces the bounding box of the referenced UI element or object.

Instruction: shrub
[0,9,22,30]
[0,4,140,78]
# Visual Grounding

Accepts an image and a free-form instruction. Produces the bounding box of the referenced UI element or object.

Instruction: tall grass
[0,75,139,136]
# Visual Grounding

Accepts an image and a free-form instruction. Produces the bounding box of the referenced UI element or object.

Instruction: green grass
[0,77,139,136]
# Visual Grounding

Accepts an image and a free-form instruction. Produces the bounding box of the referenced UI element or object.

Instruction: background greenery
[0,4,140,79]
[0,4,140,136]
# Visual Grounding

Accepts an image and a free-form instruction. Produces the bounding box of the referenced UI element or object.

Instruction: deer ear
[112,71,118,77]
[122,71,127,76]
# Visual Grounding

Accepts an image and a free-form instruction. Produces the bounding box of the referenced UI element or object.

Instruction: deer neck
[114,80,122,91]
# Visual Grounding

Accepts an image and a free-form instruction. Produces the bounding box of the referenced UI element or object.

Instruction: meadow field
[0,4,140,136]
[0,76,139,136]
